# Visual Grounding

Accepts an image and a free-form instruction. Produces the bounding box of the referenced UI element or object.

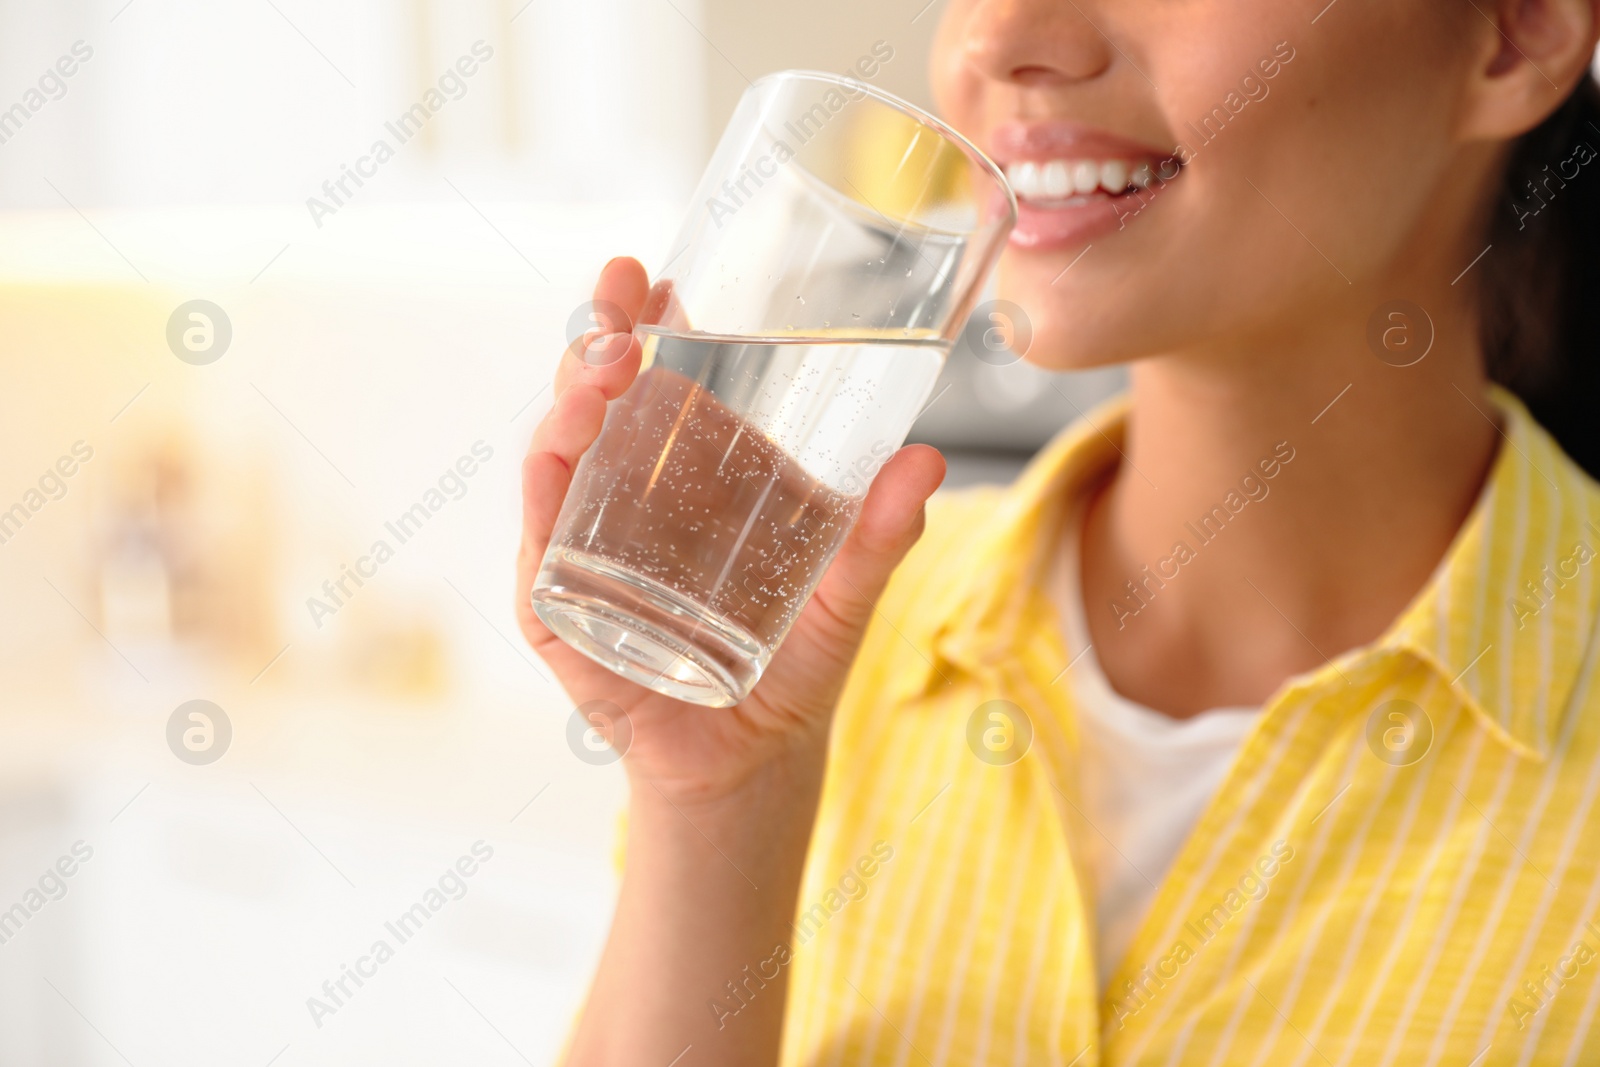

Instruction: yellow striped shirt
[780,388,1600,1066]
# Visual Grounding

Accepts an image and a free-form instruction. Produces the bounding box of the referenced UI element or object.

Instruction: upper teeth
[1005,159,1155,199]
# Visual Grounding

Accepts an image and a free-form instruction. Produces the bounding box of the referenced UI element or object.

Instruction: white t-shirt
[1049,505,1260,991]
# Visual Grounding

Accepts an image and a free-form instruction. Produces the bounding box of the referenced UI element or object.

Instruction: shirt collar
[916,388,1600,762]
[1386,387,1600,761]
[924,394,1128,683]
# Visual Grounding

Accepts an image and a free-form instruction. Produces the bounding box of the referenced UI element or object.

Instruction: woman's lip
[980,122,1182,253]
[1009,193,1133,252]
[988,119,1173,164]
[992,167,1179,253]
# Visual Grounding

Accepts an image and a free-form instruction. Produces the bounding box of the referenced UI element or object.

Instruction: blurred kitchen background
[0,1,1122,1063]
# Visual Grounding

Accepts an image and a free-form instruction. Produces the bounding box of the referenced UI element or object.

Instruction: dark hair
[1481,73,1600,478]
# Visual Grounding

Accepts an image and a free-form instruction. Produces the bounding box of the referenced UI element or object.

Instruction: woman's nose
[959,0,1115,88]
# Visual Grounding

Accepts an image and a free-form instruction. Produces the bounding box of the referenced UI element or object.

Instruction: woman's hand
[521,257,943,1066]
[515,256,946,807]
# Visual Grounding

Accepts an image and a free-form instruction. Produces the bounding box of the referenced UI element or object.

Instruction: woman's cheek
[929,2,984,130]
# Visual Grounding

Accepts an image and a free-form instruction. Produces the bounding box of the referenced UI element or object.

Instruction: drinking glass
[531,70,1015,707]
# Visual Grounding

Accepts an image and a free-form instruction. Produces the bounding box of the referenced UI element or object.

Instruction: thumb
[787,444,946,662]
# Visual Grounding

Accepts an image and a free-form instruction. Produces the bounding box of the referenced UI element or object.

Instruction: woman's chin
[1016,324,1145,374]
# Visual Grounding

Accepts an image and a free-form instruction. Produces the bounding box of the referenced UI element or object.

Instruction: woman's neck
[1079,298,1500,717]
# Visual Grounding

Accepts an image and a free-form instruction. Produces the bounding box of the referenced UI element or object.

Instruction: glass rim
[747,69,1018,230]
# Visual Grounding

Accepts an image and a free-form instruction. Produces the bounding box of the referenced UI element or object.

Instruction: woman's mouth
[990,121,1180,253]
[1005,157,1158,200]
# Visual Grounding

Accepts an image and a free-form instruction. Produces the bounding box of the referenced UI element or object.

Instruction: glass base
[530,547,764,708]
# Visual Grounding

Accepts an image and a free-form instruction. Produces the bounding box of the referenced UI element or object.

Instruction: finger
[638,277,690,334]
[555,257,650,398]
[532,379,610,467]
[555,328,645,403]
[519,255,644,652]
[794,444,946,651]
[597,255,650,315]
[514,452,565,644]
[520,326,638,581]
[518,450,574,568]
[517,259,649,665]
[517,381,609,568]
